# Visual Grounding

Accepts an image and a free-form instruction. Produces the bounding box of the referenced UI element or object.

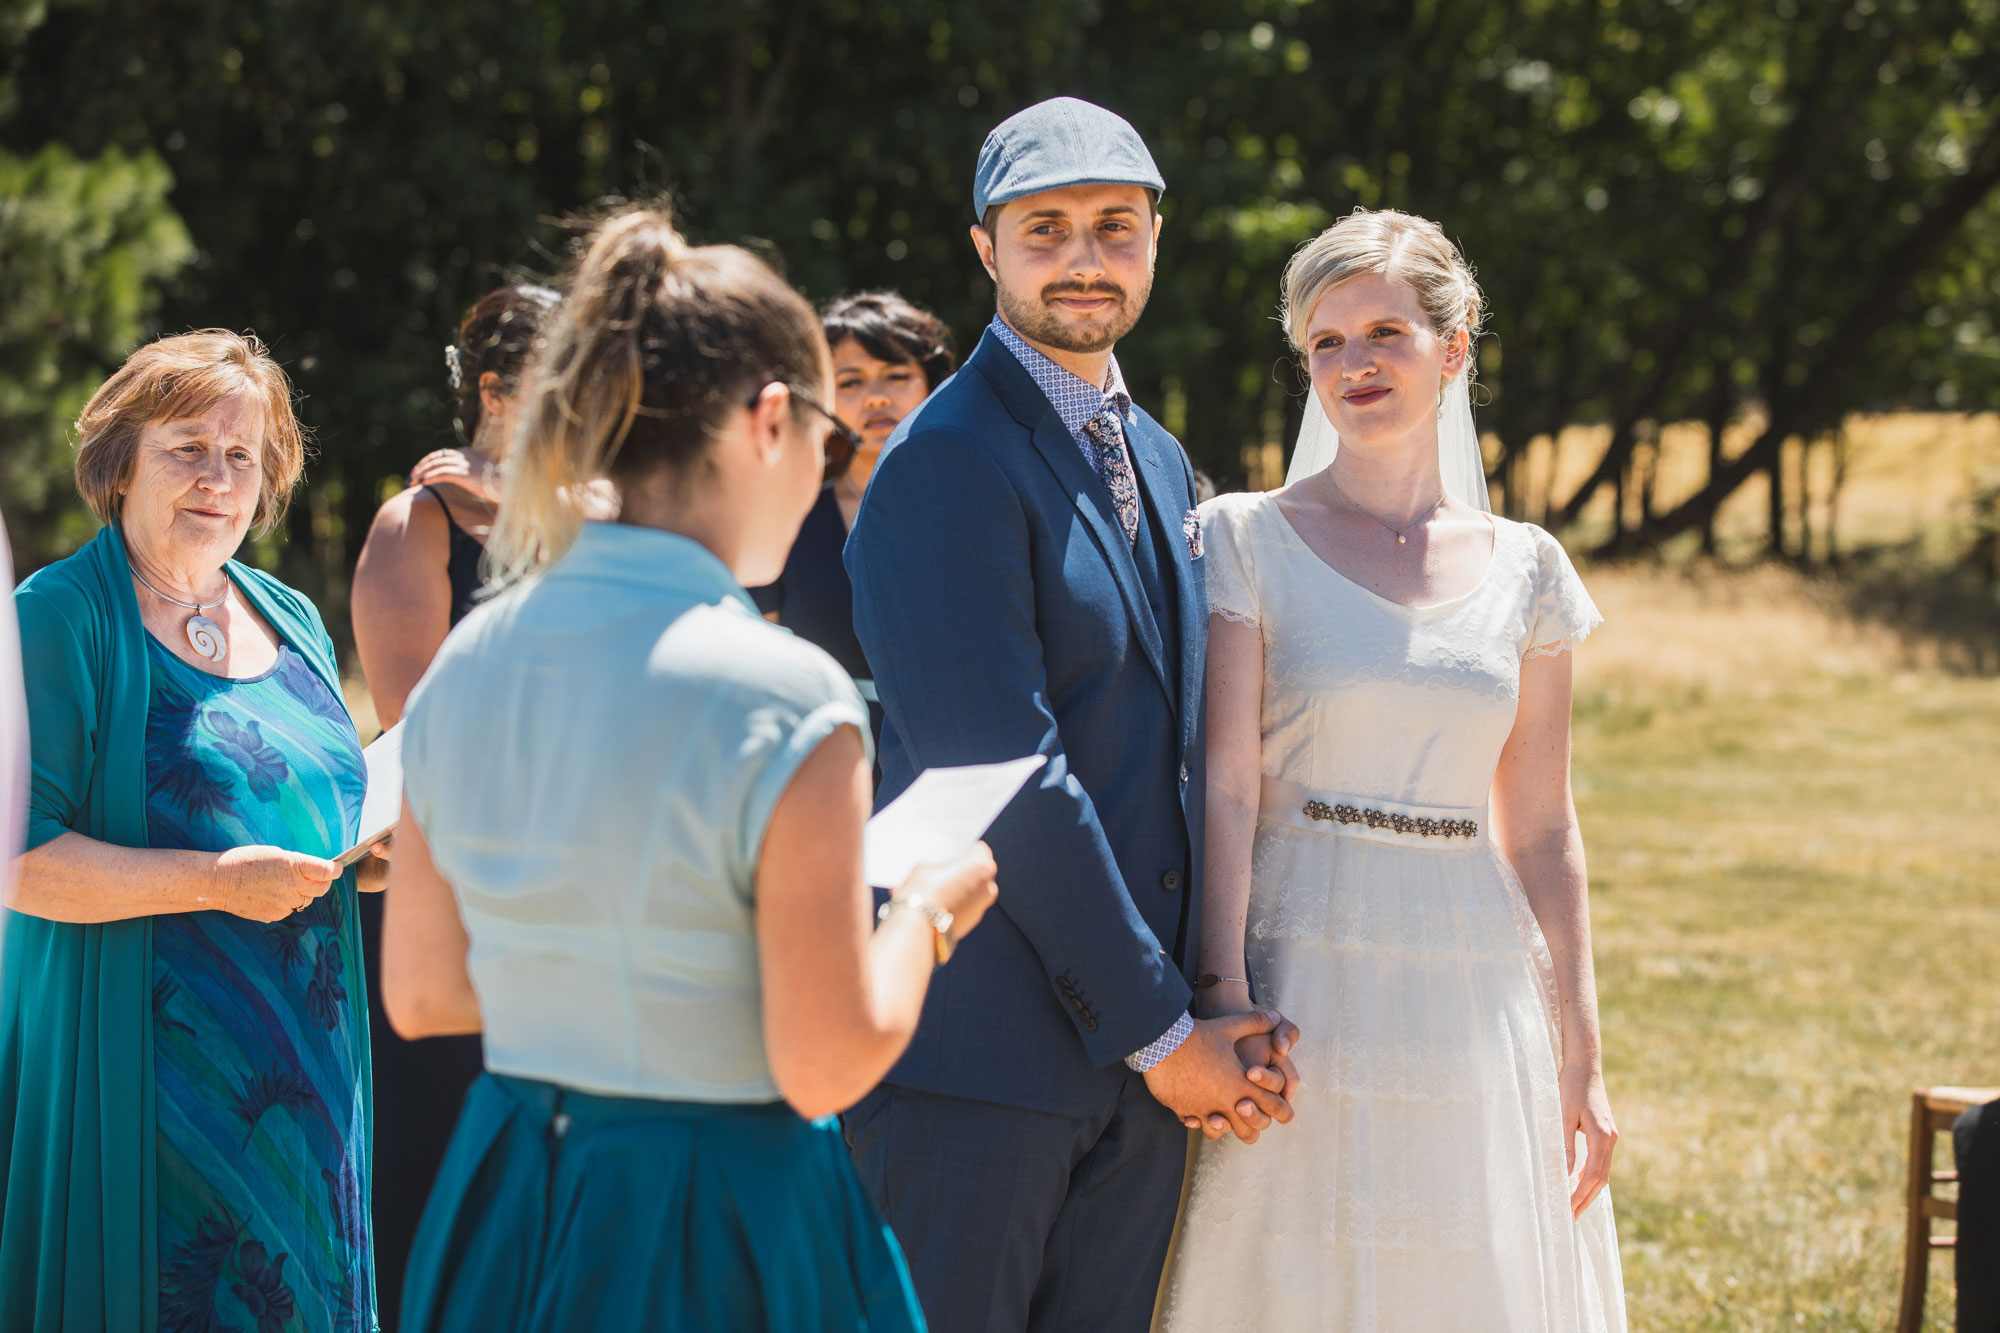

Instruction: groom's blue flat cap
[973,97,1165,220]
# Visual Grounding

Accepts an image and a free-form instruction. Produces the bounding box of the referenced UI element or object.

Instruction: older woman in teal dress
[3,331,376,1331]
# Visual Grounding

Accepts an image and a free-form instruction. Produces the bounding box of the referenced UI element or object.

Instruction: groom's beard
[998,274,1152,354]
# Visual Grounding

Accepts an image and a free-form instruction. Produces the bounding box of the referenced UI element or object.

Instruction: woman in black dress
[750,292,954,709]
[348,281,556,1327]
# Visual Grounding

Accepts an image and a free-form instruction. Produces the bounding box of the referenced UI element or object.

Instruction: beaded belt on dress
[1258,776,1486,847]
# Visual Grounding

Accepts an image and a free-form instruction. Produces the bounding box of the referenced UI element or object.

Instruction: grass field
[1547,412,1999,1329]
[1577,557,1999,1331]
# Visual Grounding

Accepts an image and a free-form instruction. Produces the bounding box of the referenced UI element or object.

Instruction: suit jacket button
[1179,764,1190,783]
[1161,871,1182,892]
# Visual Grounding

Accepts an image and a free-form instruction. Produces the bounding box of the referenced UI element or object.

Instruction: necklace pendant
[1396,533,1408,545]
[185,614,227,662]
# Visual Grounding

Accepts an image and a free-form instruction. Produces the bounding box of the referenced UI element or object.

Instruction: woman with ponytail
[380,205,995,1331]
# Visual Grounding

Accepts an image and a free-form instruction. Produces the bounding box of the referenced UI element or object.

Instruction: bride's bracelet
[1194,974,1250,990]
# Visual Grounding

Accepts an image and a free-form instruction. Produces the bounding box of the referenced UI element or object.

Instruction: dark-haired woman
[355,283,558,718]
[750,292,954,711]
[382,210,996,1330]
[349,281,556,1325]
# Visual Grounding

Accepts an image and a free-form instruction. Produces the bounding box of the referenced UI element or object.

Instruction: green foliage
[0,0,1996,600]
[0,141,193,560]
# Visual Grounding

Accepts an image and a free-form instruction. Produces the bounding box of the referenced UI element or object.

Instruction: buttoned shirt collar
[990,315,1131,457]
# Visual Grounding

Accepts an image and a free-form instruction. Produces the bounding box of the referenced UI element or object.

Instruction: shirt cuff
[1124,1011,1194,1073]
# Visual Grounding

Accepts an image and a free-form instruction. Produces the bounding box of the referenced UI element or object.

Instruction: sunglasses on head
[745,382,865,486]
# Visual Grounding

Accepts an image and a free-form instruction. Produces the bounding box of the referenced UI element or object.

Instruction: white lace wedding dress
[1158,492,1626,1333]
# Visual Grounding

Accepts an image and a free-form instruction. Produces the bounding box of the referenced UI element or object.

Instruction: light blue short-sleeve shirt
[401,522,870,1103]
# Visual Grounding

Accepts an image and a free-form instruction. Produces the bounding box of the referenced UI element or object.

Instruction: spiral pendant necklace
[130,564,229,661]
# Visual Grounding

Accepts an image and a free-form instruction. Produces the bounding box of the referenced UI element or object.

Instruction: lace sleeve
[1196,494,1261,628]
[1523,525,1602,659]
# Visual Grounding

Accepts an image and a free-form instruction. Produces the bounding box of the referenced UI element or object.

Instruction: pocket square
[1183,508,1204,560]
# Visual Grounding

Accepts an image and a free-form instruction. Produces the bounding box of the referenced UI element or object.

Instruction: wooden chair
[1898,1085,2000,1333]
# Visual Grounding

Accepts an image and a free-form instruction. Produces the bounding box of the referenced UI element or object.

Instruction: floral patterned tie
[1082,405,1141,546]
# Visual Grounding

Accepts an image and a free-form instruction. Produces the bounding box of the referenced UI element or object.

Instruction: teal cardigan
[1,523,355,1332]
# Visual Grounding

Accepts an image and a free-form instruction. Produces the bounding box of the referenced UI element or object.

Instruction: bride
[1158,209,1626,1331]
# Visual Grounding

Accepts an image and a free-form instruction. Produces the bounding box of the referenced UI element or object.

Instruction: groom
[845,98,1296,1331]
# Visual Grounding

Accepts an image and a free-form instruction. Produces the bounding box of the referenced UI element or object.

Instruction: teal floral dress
[143,634,375,1332]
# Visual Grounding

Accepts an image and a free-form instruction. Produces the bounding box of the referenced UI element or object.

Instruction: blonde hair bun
[1280,208,1485,361]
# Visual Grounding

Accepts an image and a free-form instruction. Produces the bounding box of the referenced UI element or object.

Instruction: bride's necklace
[1326,476,1445,547]
[130,563,229,661]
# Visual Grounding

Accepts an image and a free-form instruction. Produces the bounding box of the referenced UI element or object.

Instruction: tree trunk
[1552,10,1856,532]
[1701,385,1730,557]
[727,2,811,185]
[1609,454,1626,547]
[1766,446,1786,562]
[1826,431,1851,567]
[1638,430,1659,531]
[1616,122,2000,554]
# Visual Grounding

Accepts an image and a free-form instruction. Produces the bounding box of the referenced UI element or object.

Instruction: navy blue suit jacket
[845,329,1207,1119]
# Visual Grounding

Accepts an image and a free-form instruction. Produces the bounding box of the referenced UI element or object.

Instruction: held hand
[1234,1016,1303,1100]
[1144,1009,1294,1144]
[896,842,999,940]
[213,845,340,923]
[1560,1060,1618,1218]
[1199,1024,1303,1138]
[408,448,502,503]
[1194,981,1305,1105]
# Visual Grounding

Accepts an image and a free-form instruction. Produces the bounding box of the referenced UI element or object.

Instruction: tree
[3,0,1996,615]
[0,141,193,559]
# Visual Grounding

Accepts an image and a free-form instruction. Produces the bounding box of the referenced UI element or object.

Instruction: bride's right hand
[1194,979,1304,1113]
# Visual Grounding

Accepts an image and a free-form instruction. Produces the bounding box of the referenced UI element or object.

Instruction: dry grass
[1577,562,1910,700]
[1499,410,2000,1329]
[1576,556,2000,1331]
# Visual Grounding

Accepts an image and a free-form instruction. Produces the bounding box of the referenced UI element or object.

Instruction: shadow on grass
[1834,539,2000,674]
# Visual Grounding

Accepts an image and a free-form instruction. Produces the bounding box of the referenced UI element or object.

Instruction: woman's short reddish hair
[73,329,308,536]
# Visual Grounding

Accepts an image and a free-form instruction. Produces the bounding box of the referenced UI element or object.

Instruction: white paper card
[862,755,1046,890]
[335,723,404,868]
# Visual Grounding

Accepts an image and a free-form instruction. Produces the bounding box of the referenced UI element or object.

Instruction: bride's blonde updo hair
[1280,208,1485,364]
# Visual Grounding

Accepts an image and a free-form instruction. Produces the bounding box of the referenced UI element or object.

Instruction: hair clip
[444,344,463,391]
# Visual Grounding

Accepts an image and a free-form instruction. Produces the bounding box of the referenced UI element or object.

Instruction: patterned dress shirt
[989,315,1195,1073]
[988,314,1132,463]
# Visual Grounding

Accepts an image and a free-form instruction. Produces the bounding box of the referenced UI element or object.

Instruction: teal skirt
[401,1073,925,1332]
